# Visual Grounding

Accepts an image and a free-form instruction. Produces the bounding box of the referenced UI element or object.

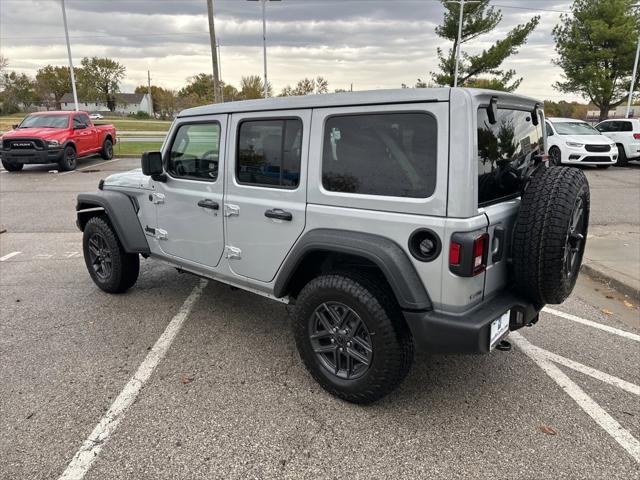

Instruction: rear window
[322,113,437,198]
[477,108,543,207]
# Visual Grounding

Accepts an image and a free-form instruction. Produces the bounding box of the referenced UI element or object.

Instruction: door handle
[197,199,219,210]
[264,208,292,221]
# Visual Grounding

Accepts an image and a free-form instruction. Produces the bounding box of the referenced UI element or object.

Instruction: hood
[563,134,614,145]
[2,127,68,140]
[103,168,152,190]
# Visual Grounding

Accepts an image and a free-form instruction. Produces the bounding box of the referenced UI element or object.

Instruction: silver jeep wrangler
[77,88,589,403]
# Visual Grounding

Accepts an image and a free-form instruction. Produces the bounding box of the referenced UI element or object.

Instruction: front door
[153,116,227,268]
[224,110,310,282]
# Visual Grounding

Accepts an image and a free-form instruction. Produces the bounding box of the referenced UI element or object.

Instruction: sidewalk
[582,224,640,300]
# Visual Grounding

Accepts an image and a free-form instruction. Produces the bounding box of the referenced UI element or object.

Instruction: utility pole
[206,0,222,103]
[147,70,153,116]
[626,37,639,118]
[61,0,78,111]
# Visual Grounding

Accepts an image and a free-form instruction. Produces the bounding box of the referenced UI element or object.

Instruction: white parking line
[0,251,21,261]
[543,307,640,342]
[512,332,640,463]
[520,337,640,397]
[59,279,208,480]
[59,158,123,176]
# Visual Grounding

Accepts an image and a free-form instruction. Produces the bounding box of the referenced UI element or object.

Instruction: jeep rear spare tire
[512,166,590,306]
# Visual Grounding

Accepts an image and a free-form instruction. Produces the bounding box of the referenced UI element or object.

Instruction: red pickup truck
[0,111,116,172]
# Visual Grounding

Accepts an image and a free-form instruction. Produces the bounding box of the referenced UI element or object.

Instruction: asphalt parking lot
[1,157,639,479]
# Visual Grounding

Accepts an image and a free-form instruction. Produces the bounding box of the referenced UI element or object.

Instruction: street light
[626,3,640,118]
[247,0,281,98]
[446,0,480,88]
[60,0,78,111]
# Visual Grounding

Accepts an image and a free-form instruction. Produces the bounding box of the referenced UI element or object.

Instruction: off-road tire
[512,166,590,306]
[83,216,139,293]
[549,146,562,166]
[616,144,628,167]
[1,160,23,171]
[100,138,113,160]
[293,272,414,404]
[58,145,77,171]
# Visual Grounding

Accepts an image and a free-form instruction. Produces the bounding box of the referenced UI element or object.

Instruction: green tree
[178,73,214,102]
[543,100,589,120]
[77,57,126,112]
[36,65,71,110]
[240,75,272,99]
[280,76,330,96]
[431,0,539,91]
[1,71,39,112]
[553,0,640,122]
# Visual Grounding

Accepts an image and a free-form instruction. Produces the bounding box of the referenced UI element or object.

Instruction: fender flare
[273,229,432,311]
[76,190,150,254]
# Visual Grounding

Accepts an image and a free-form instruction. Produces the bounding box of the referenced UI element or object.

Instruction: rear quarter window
[477,108,543,207]
[321,112,437,198]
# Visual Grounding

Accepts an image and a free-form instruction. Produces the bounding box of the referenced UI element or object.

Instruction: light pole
[60,0,78,111]
[446,0,480,88]
[206,0,221,103]
[248,0,281,98]
[626,3,640,118]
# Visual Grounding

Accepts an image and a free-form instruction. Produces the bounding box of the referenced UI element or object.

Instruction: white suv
[545,117,617,168]
[595,118,640,166]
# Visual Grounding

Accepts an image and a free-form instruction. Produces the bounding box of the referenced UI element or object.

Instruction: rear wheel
[616,144,628,166]
[83,216,139,293]
[58,145,77,171]
[512,166,589,306]
[1,160,23,172]
[549,146,562,166]
[100,138,113,160]
[293,273,414,404]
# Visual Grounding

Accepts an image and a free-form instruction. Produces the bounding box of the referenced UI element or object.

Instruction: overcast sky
[0,0,578,101]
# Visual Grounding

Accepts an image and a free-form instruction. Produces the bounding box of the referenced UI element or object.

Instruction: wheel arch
[273,229,432,311]
[76,190,150,254]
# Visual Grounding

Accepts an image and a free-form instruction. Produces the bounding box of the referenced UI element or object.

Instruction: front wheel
[1,160,23,172]
[616,144,628,167]
[549,146,562,166]
[83,216,140,293]
[293,273,414,404]
[58,145,77,171]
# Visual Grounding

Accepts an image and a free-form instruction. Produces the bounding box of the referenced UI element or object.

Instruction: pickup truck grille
[3,139,45,150]
[585,144,610,153]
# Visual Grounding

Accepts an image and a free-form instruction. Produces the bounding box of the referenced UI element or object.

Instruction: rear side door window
[236,119,302,188]
[321,113,437,198]
[620,121,633,132]
[168,122,221,181]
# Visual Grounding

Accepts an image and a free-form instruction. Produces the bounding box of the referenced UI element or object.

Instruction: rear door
[477,106,545,299]
[224,110,310,282]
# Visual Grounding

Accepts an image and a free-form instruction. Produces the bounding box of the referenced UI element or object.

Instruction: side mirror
[487,96,498,125]
[531,103,540,126]
[12,124,18,129]
[141,151,165,180]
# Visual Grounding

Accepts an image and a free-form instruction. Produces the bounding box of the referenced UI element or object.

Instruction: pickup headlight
[47,140,60,147]
[566,142,584,148]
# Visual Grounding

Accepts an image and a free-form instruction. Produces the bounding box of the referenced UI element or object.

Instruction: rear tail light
[633,133,640,140]
[472,233,489,275]
[449,232,489,277]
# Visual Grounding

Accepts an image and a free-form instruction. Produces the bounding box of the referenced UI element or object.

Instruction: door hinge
[224,204,240,217]
[155,228,168,240]
[225,245,242,260]
[151,192,165,204]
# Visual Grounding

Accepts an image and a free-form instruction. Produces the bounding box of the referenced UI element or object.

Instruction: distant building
[60,93,152,115]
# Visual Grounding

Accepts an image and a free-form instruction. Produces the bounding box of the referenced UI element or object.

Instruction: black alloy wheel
[87,232,113,280]
[564,195,587,279]
[309,301,373,380]
[549,147,561,166]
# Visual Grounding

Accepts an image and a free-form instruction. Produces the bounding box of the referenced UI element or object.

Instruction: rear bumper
[0,147,64,164]
[404,293,540,354]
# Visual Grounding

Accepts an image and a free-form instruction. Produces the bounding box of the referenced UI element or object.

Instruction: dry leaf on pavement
[540,425,557,435]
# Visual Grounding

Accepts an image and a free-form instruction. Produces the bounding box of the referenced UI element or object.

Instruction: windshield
[19,114,69,129]
[553,122,599,136]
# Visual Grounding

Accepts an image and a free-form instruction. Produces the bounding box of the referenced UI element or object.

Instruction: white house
[60,92,152,115]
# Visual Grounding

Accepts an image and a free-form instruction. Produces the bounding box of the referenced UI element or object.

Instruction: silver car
[76,88,590,403]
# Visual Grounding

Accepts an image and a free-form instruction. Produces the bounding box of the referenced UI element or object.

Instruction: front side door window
[168,123,221,181]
